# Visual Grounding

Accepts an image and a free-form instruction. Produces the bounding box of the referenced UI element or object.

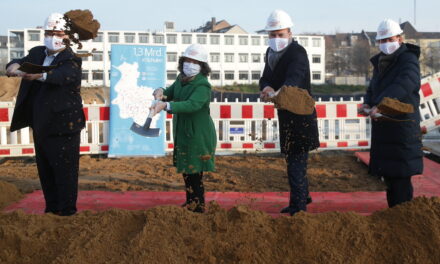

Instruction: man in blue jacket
[260,10,320,215]
[6,13,85,216]
[359,19,423,207]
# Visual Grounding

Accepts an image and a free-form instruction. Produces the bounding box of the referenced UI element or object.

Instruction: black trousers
[182,172,204,212]
[286,152,310,215]
[33,132,80,215]
[384,176,413,208]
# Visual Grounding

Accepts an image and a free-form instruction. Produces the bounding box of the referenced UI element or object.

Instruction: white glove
[153,88,164,100]
[6,63,22,77]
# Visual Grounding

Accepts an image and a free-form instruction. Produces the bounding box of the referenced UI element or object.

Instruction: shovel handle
[143,117,153,129]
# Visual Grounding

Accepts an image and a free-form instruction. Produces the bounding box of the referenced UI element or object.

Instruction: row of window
[27,30,323,47]
[78,50,321,64]
[82,70,322,81]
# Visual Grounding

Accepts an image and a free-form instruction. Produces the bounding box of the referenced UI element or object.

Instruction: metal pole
[414,0,417,25]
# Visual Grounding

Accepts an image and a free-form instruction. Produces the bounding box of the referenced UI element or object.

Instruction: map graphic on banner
[109,45,166,156]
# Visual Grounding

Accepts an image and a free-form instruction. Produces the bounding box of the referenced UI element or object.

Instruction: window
[197,35,207,44]
[299,37,308,47]
[312,55,321,64]
[224,71,234,80]
[167,34,177,44]
[312,38,321,47]
[312,71,321,80]
[239,71,249,80]
[210,35,219,45]
[251,53,261,63]
[93,32,103,42]
[224,53,234,63]
[108,33,119,43]
[182,34,192,44]
[210,53,220,63]
[167,52,177,62]
[138,33,149,43]
[210,71,220,80]
[28,31,40,41]
[124,33,135,43]
[263,37,269,45]
[167,71,177,80]
[224,35,234,45]
[251,36,261,45]
[153,34,164,44]
[251,71,261,80]
[81,70,89,81]
[92,70,103,80]
[239,36,248,45]
[76,51,89,61]
[239,53,248,63]
[92,51,103,61]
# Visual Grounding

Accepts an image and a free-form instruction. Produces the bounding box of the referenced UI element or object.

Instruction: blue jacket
[365,43,423,178]
[260,41,319,154]
[7,46,85,138]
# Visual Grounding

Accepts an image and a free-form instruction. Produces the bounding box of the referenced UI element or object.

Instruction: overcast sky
[1,0,439,35]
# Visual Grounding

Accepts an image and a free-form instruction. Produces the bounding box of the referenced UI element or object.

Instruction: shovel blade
[130,123,160,137]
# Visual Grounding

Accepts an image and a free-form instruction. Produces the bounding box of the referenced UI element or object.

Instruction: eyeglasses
[44,31,66,38]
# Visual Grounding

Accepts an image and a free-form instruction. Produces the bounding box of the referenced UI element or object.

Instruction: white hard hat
[44,13,66,31]
[182,44,208,63]
[265,9,293,31]
[376,19,403,40]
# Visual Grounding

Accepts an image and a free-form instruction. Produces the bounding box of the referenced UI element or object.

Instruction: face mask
[183,62,201,77]
[269,38,289,52]
[44,36,65,51]
[379,41,400,55]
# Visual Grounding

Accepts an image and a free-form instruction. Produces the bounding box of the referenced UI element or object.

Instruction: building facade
[7,29,326,87]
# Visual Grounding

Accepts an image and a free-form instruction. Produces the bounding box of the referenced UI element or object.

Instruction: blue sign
[230,127,244,134]
[108,44,166,157]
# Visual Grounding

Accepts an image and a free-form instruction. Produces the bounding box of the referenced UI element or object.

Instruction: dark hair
[178,57,211,77]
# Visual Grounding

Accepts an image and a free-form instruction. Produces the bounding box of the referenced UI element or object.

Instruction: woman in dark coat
[360,19,423,207]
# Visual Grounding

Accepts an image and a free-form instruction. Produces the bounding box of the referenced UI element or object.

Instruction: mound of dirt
[0,152,385,194]
[0,197,439,263]
[378,97,414,115]
[0,181,23,210]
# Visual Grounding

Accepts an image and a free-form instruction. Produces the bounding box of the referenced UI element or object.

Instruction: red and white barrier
[1,71,440,157]
[419,72,440,133]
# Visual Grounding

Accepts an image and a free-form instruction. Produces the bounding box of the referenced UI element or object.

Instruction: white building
[7,28,325,87]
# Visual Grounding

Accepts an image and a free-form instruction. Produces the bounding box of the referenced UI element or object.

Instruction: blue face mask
[269,38,289,52]
[379,41,400,55]
[183,62,201,77]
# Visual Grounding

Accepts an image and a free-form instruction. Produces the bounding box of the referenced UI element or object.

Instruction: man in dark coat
[359,18,423,207]
[5,13,85,216]
[260,10,320,215]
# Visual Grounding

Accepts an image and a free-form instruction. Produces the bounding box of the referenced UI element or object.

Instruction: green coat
[164,74,217,174]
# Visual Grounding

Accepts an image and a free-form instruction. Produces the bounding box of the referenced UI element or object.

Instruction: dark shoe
[181,201,188,207]
[280,196,313,213]
[280,206,290,214]
[57,208,77,216]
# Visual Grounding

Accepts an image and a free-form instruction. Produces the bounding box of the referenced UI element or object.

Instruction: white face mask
[379,41,400,55]
[183,62,201,77]
[269,38,290,52]
[44,36,65,51]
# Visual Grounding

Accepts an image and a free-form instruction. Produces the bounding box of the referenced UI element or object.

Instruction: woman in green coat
[153,44,216,213]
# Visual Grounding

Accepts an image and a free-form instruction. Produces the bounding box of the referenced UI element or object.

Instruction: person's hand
[260,86,275,101]
[5,63,21,77]
[153,88,164,100]
[357,104,371,116]
[22,73,43,81]
[151,101,167,114]
[369,106,381,119]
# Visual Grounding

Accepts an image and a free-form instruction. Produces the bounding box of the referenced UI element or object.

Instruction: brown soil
[378,97,414,115]
[0,197,439,264]
[0,181,23,210]
[0,77,21,101]
[0,152,385,194]
[271,85,315,115]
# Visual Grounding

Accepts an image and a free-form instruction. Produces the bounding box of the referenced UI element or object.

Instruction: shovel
[130,99,160,137]
[363,108,412,122]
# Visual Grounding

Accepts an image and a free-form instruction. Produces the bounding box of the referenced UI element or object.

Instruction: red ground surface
[4,152,440,216]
